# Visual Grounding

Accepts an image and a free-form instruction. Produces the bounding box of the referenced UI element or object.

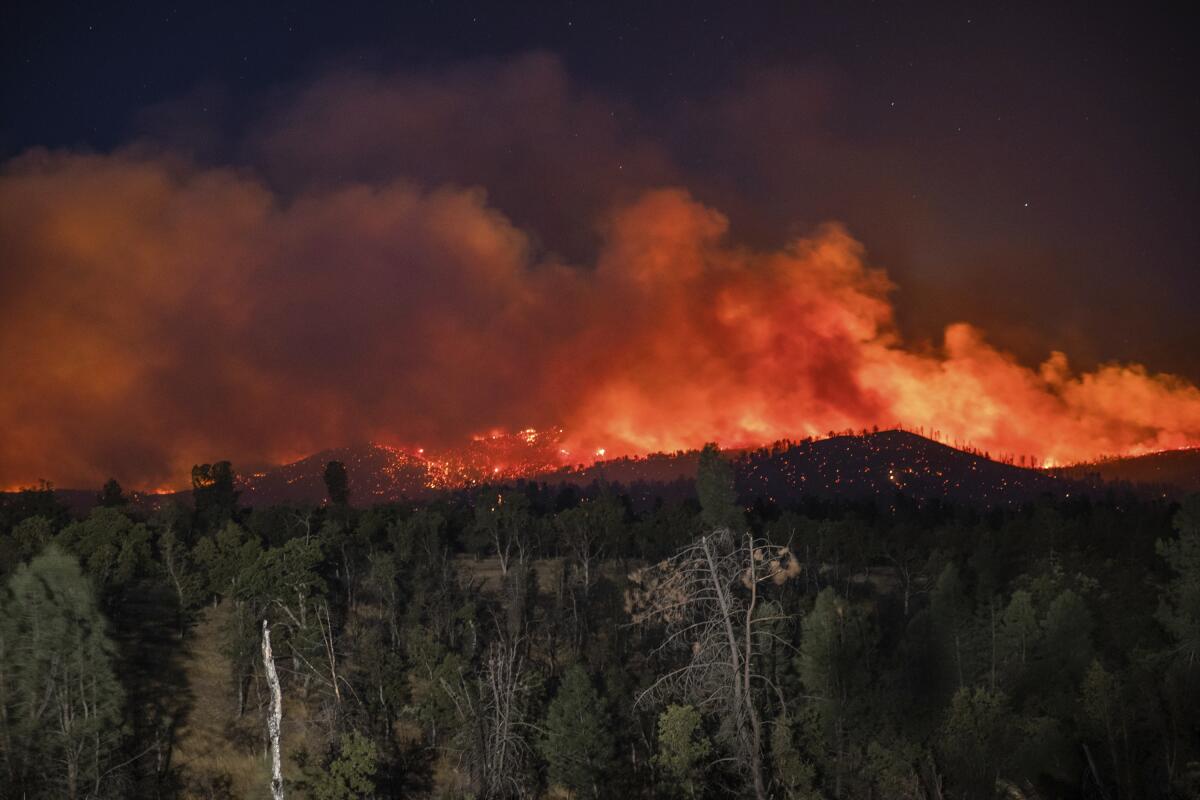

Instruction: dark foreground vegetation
[1,446,1198,799]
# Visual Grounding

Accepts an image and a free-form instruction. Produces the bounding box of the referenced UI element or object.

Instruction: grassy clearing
[170,602,272,798]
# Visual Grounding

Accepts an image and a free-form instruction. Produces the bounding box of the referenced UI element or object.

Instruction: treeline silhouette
[0,447,1197,799]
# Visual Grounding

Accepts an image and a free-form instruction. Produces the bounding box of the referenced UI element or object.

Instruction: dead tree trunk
[262,620,284,800]
[630,530,797,800]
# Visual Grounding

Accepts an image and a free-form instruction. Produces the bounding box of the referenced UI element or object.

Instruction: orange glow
[2,154,1199,490]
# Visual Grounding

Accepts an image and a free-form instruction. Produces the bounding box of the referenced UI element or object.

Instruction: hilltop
[734,429,1073,506]
[229,429,1080,508]
[1051,447,1200,493]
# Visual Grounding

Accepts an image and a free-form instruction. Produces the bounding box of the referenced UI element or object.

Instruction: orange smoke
[2,150,1198,490]
[558,191,1200,467]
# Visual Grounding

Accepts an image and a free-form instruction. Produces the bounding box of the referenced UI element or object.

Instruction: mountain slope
[22,430,1101,512]
[733,429,1073,506]
[1051,448,1200,493]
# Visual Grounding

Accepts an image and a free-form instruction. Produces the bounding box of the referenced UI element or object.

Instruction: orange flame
[1,153,1198,490]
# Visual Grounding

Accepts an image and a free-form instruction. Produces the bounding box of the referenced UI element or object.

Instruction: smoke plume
[3,56,1199,488]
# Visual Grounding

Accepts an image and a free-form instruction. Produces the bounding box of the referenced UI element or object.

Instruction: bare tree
[262,620,285,800]
[475,492,532,579]
[442,636,536,798]
[627,529,800,800]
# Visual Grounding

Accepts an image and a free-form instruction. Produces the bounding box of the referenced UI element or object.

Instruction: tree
[9,515,52,562]
[97,478,128,508]
[191,461,240,529]
[300,730,378,800]
[795,587,873,798]
[1038,589,1094,689]
[157,516,205,633]
[655,704,712,799]
[193,520,262,600]
[323,460,350,507]
[473,490,533,578]
[555,493,622,593]
[56,506,151,598]
[263,620,285,800]
[770,714,822,800]
[696,443,743,531]
[930,562,972,689]
[1080,659,1129,797]
[938,686,1014,798]
[1156,493,1200,666]
[444,637,536,797]
[0,546,125,798]
[997,589,1040,673]
[629,530,800,799]
[540,665,615,798]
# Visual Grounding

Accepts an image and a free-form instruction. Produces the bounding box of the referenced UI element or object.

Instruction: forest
[1,446,1197,799]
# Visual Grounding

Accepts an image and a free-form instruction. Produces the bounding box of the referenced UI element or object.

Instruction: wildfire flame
[2,152,1199,490]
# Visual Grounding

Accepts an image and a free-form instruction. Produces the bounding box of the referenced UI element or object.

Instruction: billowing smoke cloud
[3,57,1200,489]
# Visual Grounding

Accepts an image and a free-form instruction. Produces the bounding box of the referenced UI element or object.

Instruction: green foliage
[193,520,262,599]
[391,508,448,565]
[405,629,467,741]
[301,730,379,800]
[0,546,125,798]
[1156,493,1200,666]
[797,587,867,701]
[997,589,1039,672]
[937,686,1015,797]
[697,443,742,531]
[9,515,52,562]
[158,521,205,618]
[769,715,821,800]
[540,665,615,797]
[1038,588,1094,690]
[930,562,974,689]
[56,506,151,595]
[655,704,712,798]
[243,535,326,610]
[864,740,925,800]
[5,477,1200,797]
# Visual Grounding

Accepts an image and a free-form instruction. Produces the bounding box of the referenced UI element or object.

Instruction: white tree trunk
[262,620,285,800]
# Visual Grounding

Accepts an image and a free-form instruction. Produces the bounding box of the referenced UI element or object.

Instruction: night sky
[3,1,1199,488]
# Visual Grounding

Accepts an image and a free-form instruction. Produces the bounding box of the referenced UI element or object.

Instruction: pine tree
[655,704,712,799]
[323,460,351,506]
[301,730,378,800]
[541,664,615,798]
[96,478,128,508]
[697,443,742,531]
[1156,493,1200,665]
[0,545,125,798]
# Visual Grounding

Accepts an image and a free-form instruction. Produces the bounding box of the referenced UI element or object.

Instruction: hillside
[734,429,1074,506]
[11,430,1100,513]
[1051,447,1200,493]
[238,443,432,505]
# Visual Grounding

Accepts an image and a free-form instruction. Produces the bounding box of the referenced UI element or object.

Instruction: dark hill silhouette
[732,430,1074,507]
[1051,447,1200,494]
[238,443,431,505]
[537,429,1082,507]
[14,429,1112,512]
[538,450,703,487]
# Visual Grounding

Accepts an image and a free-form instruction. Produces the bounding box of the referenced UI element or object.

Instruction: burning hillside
[4,164,1200,490]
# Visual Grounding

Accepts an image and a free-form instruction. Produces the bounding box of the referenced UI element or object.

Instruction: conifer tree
[0,546,124,798]
[540,664,615,798]
[697,443,742,531]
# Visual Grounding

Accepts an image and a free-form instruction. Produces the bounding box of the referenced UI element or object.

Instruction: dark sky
[3,1,1199,487]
